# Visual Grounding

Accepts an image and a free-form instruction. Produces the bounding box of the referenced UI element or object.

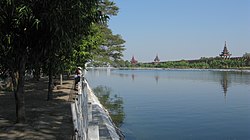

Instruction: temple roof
[220,41,232,57]
[154,54,160,62]
[131,56,137,64]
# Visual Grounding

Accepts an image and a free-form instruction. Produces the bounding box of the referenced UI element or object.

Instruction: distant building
[220,41,232,59]
[130,56,138,65]
[154,54,160,64]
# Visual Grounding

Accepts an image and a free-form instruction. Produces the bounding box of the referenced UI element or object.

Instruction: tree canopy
[71,0,126,68]
[0,0,121,123]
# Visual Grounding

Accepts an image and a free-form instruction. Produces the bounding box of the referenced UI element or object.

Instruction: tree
[0,0,40,123]
[99,0,119,16]
[71,23,105,68]
[0,0,103,122]
[243,52,250,66]
[91,25,125,67]
[75,0,126,67]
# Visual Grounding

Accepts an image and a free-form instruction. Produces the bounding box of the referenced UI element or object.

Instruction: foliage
[91,25,125,67]
[137,57,249,69]
[0,0,105,122]
[99,0,119,16]
[243,52,250,59]
[0,0,42,122]
[243,52,250,66]
[75,1,126,68]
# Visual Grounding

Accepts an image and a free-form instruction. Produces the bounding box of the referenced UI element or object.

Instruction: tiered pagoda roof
[130,56,137,65]
[220,41,232,58]
[154,54,160,64]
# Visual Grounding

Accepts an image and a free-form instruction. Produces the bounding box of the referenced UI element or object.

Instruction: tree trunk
[10,71,18,122]
[47,60,53,101]
[33,64,41,81]
[11,56,26,123]
[16,64,26,123]
[60,74,63,85]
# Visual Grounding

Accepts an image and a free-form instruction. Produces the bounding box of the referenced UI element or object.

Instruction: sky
[108,0,250,62]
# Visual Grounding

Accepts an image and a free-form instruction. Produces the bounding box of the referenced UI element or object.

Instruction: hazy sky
[108,0,250,62]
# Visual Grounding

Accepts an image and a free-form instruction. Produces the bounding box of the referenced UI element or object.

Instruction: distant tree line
[126,54,250,69]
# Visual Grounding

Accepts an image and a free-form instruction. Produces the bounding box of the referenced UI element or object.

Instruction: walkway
[0,77,74,140]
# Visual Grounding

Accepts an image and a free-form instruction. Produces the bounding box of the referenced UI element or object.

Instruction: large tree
[92,25,125,67]
[0,0,40,122]
[73,0,126,67]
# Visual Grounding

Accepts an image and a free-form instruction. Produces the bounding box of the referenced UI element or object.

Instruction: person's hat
[77,67,82,70]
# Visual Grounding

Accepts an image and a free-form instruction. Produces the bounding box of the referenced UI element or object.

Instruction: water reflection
[131,74,135,81]
[93,86,125,127]
[88,69,250,96]
[154,75,159,84]
[110,69,250,93]
[220,72,230,100]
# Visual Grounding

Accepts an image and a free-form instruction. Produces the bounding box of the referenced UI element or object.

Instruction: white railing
[71,76,89,140]
[71,74,122,140]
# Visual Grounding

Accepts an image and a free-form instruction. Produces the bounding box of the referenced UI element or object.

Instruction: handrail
[71,75,88,140]
[71,74,122,140]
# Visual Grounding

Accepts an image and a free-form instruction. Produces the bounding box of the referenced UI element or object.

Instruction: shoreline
[87,67,250,73]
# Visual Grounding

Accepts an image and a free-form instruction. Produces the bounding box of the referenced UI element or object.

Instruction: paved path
[0,77,74,140]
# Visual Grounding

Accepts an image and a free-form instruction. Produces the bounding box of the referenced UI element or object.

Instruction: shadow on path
[0,77,74,140]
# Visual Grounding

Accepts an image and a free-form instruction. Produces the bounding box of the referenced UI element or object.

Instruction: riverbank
[89,67,250,73]
[0,77,74,140]
[131,67,250,72]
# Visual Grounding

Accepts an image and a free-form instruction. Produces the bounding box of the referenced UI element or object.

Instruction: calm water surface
[85,69,250,140]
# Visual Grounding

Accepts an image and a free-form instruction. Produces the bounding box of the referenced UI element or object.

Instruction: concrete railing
[71,75,121,140]
[71,76,90,140]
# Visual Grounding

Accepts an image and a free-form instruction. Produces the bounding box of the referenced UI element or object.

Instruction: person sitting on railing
[74,67,82,90]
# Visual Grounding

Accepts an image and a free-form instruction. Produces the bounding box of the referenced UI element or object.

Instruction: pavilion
[220,41,232,59]
[154,54,160,64]
[130,56,138,65]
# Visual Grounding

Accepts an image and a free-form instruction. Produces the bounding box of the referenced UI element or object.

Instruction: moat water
[85,69,250,140]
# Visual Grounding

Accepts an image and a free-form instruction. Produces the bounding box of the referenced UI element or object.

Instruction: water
[85,69,250,140]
